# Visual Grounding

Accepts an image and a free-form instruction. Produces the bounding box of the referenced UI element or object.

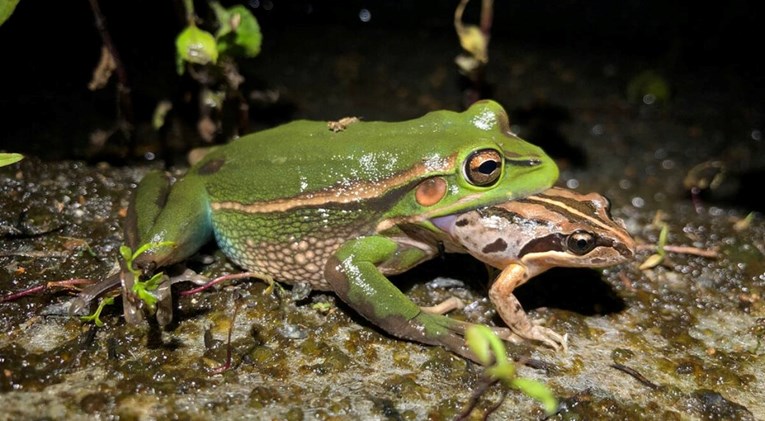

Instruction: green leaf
[465,324,514,377]
[638,253,664,270]
[176,25,219,67]
[465,325,493,365]
[119,245,133,263]
[143,272,165,290]
[215,5,262,58]
[511,377,558,415]
[132,273,164,310]
[0,153,23,167]
[80,296,115,327]
[0,0,20,27]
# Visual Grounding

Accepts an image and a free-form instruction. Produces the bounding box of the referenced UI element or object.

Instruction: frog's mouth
[430,214,458,236]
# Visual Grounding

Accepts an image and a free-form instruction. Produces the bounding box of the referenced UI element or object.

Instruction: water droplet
[359,8,371,22]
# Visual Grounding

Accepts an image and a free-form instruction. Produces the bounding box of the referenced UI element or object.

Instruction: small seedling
[120,241,175,311]
[463,325,558,417]
[81,296,115,327]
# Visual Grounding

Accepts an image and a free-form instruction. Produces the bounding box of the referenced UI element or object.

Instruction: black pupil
[478,160,498,174]
[568,232,595,255]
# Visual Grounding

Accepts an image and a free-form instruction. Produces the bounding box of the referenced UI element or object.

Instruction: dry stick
[454,377,499,421]
[610,363,659,390]
[637,243,719,258]
[179,272,267,296]
[482,387,508,421]
[1,278,94,302]
[210,293,242,374]
[88,0,134,129]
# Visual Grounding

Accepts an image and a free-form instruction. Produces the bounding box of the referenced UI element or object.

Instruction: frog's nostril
[617,242,634,258]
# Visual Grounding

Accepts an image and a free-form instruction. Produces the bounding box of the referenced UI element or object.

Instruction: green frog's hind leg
[128,172,214,325]
[74,171,214,325]
[324,236,479,361]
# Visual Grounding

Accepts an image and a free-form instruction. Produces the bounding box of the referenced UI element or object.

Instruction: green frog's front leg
[324,235,478,361]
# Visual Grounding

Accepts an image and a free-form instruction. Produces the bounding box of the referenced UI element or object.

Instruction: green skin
[75,100,559,360]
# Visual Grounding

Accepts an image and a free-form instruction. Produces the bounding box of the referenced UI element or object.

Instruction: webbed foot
[405,311,477,361]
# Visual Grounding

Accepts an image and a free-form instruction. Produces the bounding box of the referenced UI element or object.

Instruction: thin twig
[611,363,659,389]
[1,278,94,303]
[454,377,499,421]
[637,243,719,258]
[179,272,267,296]
[87,0,134,127]
[210,293,242,374]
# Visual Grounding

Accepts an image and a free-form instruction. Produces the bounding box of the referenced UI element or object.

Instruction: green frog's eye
[464,149,503,186]
[566,231,596,255]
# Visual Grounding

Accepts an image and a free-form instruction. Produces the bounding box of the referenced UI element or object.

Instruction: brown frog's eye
[464,149,503,186]
[566,231,596,255]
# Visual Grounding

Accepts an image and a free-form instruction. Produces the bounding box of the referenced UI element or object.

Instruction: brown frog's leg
[489,263,568,351]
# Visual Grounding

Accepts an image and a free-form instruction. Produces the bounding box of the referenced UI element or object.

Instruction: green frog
[432,187,635,350]
[71,100,558,360]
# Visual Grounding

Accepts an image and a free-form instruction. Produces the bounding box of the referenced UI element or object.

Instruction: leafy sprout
[80,296,115,327]
[639,223,668,270]
[120,241,175,311]
[465,325,558,416]
[175,1,262,75]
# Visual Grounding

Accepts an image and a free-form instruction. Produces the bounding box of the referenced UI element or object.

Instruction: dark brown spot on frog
[520,234,566,256]
[198,158,226,175]
[482,238,508,254]
[455,218,470,227]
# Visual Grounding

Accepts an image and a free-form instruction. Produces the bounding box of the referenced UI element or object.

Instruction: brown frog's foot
[519,323,568,351]
[420,297,465,315]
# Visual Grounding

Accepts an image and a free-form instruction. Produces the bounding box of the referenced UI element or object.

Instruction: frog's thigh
[132,176,214,268]
[489,264,566,350]
[125,170,172,248]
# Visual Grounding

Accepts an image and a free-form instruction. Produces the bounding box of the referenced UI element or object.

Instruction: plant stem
[87,0,134,130]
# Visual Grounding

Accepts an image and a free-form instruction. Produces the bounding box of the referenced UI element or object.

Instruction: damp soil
[1,3,764,420]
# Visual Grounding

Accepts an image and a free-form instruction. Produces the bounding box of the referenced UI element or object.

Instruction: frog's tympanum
[71,100,559,360]
[432,187,635,350]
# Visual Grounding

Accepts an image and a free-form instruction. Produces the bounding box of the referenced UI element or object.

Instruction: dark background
[1,0,762,161]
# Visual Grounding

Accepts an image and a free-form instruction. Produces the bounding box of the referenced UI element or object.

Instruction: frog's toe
[525,325,568,351]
